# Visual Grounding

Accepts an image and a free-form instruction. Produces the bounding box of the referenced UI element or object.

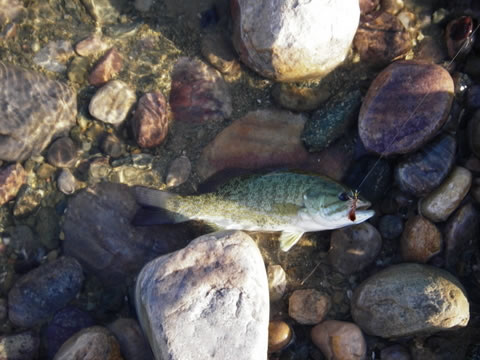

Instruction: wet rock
[328,222,382,275]
[53,326,123,360]
[57,169,77,195]
[271,83,330,112]
[444,203,479,271]
[419,166,472,222]
[0,0,25,26]
[81,0,126,24]
[165,155,191,188]
[445,16,474,60]
[268,321,293,353]
[101,133,125,158]
[401,215,442,263]
[351,263,469,337]
[466,85,480,109]
[34,207,60,250]
[0,163,26,206]
[134,0,153,12]
[75,33,110,56]
[8,257,84,328]
[169,57,232,123]
[267,264,287,302]
[358,61,454,156]
[354,11,412,66]
[89,80,136,126]
[67,56,89,84]
[46,137,77,168]
[88,48,123,86]
[33,41,74,73]
[468,110,480,157]
[45,307,95,360]
[0,331,39,360]
[0,62,77,162]
[135,231,269,360]
[13,186,44,217]
[63,182,192,285]
[231,0,360,81]
[378,214,404,239]
[395,134,456,197]
[311,320,366,360]
[381,344,411,360]
[107,318,154,360]
[288,289,330,325]
[360,0,380,14]
[132,92,168,148]
[200,32,241,77]
[302,90,362,152]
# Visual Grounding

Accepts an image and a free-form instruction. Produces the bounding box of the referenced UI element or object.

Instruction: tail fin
[132,186,177,208]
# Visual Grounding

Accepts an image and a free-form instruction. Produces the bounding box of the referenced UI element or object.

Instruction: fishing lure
[348,190,360,222]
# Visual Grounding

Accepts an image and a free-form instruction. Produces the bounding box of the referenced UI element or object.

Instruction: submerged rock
[400,215,442,263]
[165,155,191,188]
[0,163,26,206]
[0,62,77,161]
[132,91,169,148]
[88,48,123,86]
[288,289,330,325]
[0,331,39,360]
[107,318,154,360]
[33,41,75,73]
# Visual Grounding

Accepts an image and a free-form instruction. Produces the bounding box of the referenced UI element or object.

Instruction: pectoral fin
[279,231,304,252]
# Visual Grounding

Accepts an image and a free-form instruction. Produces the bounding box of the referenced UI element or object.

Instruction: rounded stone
[267,264,287,302]
[268,320,293,353]
[395,134,456,197]
[288,289,330,325]
[166,155,191,188]
[419,166,472,223]
[400,215,442,263]
[57,169,77,195]
[101,133,125,158]
[200,32,241,77]
[378,215,404,240]
[89,80,136,126]
[0,163,26,206]
[132,91,169,148]
[271,83,330,112]
[107,318,154,360]
[311,320,366,360]
[47,137,77,168]
[231,0,360,81]
[88,48,123,86]
[358,61,454,156]
[328,222,382,275]
[351,263,470,337]
[0,331,39,360]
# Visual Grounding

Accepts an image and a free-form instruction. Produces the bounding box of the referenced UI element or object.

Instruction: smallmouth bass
[133,171,374,251]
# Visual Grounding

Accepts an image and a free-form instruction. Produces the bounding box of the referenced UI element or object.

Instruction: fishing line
[354,21,480,194]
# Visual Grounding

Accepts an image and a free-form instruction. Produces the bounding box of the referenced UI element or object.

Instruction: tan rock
[288,289,330,325]
[401,215,442,263]
[268,321,293,353]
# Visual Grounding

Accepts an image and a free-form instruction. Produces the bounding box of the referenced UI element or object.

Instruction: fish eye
[338,192,349,201]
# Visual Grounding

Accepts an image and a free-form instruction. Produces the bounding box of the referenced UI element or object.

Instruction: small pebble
[271,83,330,112]
[68,56,90,84]
[0,0,25,27]
[75,33,109,57]
[132,91,169,148]
[267,264,287,302]
[311,320,366,360]
[88,48,123,86]
[401,215,442,263]
[378,215,404,239]
[47,137,77,168]
[0,163,26,206]
[288,289,330,325]
[268,320,293,353]
[101,133,125,158]
[33,41,75,73]
[57,169,77,195]
[166,155,191,188]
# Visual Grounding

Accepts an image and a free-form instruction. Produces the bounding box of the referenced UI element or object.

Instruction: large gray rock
[135,231,269,360]
[351,263,469,338]
[232,0,359,81]
[0,62,77,161]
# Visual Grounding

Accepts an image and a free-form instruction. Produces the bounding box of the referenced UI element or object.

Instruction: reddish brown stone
[401,215,442,263]
[288,289,330,325]
[0,163,26,205]
[359,61,454,156]
[88,48,123,86]
[354,11,412,66]
[169,57,232,123]
[132,92,169,148]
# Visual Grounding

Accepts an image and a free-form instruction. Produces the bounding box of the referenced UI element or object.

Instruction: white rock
[267,264,287,302]
[89,80,136,125]
[33,41,74,73]
[232,0,360,81]
[135,231,269,360]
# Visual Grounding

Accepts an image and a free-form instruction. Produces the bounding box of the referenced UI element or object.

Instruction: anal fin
[279,232,304,252]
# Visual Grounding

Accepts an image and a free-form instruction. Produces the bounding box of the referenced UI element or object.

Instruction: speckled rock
[166,155,191,188]
[380,344,411,360]
[169,57,232,123]
[45,307,95,360]
[444,203,479,271]
[75,33,110,56]
[268,321,293,353]
[47,137,77,168]
[395,134,456,197]
[271,83,330,112]
[8,257,84,328]
[419,167,472,223]
[200,32,241,77]
[63,182,193,285]
[328,222,382,275]
[0,62,77,162]
[311,320,366,360]
[358,61,454,156]
[267,264,287,302]
[135,231,269,360]
[53,326,123,360]
[33,41,75,73]
[132,92,169,148]
[288,289,330,325]
[401,215,442,263]
[0,331,39,360]
[351,263,470,337]
[89,80,136,126]
[0,163,25,206]
[0,0,25,26]
[231,0,360,81]
[107,318,154,360]
[353,11,411,66]
[302,90,361,152]
[88,48,123,86]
